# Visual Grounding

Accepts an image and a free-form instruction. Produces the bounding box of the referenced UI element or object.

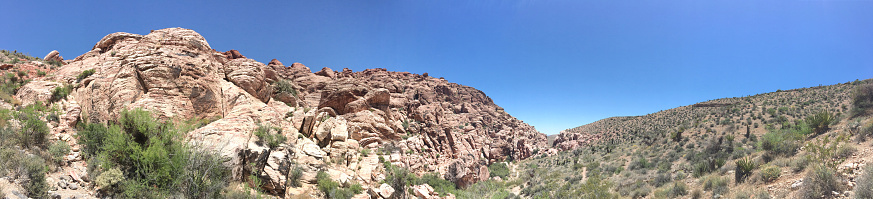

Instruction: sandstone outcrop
[43,50,63,62]
[26,27,546,197]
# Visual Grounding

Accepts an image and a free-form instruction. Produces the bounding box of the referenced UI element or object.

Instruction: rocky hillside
[528,80,873,199]
[0,28,547,198]
[554,82,858,150]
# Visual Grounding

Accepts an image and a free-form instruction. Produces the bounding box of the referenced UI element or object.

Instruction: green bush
[96,168,125,189]
[691,189,702,199]
[253,124,286,149]
[489,162,510,179]
[655,181,687,198]
[360,148,371,157]
[77,69,95,82]
[851,83,873,117]
[651,173,671,188]
[287,166,303,188]
[17,104,50,148]
[76,108,232,197]
[49,84,72,103]
[761,165,781,182]
[805,135,848,169]
[22,155,48,199]
[416,172,456,196]
[735,157,756,183]
[179,147,231,198]
[48,140,71,165]
[273,80,298,97]
[617,180,650,198]
[805,111,835,136]
[857,121,873,142]
[576,174,618,199]
[317,170,358,199]
[855,164,873,199]
[702,176,728,196]
[758,128,804,158]
[800,166,841,199]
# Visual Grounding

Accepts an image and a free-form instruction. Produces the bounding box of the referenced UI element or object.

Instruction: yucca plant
[735,157,756,183]
[805,111,834,136]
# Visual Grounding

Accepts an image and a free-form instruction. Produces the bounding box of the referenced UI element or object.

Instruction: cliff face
[32,28,546,196]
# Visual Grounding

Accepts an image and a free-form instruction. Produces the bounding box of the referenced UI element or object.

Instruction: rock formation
[43,50,63,62]
[30,27,546,197]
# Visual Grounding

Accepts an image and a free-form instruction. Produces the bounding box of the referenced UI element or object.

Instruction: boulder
[315,67,336,78]
[224,58,271,102]
[15,80,62,106]
[43,50,63,62]
[379,183,394,198]
[222,49,246,59]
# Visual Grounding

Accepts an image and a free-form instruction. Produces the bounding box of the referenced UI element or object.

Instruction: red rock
[268,59,284,67]
[222,49,246,59]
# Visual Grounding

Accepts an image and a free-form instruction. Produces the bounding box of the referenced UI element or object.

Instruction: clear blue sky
[2,1,872,135]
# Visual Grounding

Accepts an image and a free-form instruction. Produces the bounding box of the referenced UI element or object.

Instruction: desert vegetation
[540,79,873,198]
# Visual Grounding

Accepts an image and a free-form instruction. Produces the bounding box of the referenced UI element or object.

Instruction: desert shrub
[760,165,781,182]
[756,191,772,199]
[49,84,72,103]
[691,189,702,199]
[76,69,95,82]
[96,168,125,190]
[805,135,848,169]
[702,175,728,196]
[287,166,303,188]
[489,162,510,179]
[851,83,873,117]
[76,108,231,197]
[837,144,857,159]
[651,173,671,187]
[733,191,751,199]
[576,174,619,199]
[317,170,362,199]
[316,171,346,198]
[178,147,231,198]
[791,156,811,173]
[800,166,841,199]
[857,121,873,142]
[416,172,456,196]
[22,155,48,199]
[692,158,725,178]
[758,128,804,159]
[805,111,835,136]
[617,180,650,198]
[855,164,873,199]
[669,181,688,197]
[48,140,71,165]
[253,124,285,149]
[17,104,50,148]
[734,157,756,183]
[629,157,650,170]
[273,80,298,97]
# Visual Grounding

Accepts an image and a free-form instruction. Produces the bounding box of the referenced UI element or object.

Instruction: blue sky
[2,1,872,135]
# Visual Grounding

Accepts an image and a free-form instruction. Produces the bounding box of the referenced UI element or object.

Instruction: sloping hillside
[526,80,873,198]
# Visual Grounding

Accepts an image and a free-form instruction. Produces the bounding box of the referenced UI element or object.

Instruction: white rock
[302,143,325,158]
[379,183,394,198]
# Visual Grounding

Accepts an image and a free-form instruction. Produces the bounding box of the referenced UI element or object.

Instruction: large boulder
[15,80,62,106]
[224,58,271,102]
[43,50,63,62]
